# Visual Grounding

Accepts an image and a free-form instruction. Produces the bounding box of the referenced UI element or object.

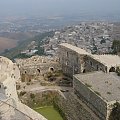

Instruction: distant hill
[0,32,37,41]
[0,37,18,53]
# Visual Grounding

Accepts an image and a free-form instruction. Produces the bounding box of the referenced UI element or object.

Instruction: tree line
[111,40,120,54]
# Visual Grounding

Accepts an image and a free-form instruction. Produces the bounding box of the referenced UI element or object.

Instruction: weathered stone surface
[58,43,120,77]
[15,56,61,77]
[56,92,100,120]
[0,56,47,120]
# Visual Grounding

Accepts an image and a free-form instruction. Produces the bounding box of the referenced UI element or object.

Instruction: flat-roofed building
[85,54,120,73]
[73,71,120,120]
[59,43,120,77]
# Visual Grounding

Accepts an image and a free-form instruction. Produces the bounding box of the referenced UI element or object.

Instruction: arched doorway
[109,67,116,72]
[25,71,27,74]
[97,65,99,71]
[83,69,86,73]
[50,67,54,72]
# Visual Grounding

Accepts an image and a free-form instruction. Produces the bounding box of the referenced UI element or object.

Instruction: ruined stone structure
[0,56,20,102]
[0,56,47,120]
[15,55,61,75]
[58,43,120,120]
[59,43,120,77]
[58,43,90,77]
[73,72,120,120]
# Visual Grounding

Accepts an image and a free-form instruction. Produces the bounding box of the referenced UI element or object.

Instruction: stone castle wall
[15,56,61,77]
[0,56,20,102]
[55,92,100,120]
[0,56,47,120]
[20,62,61,75]
[58,44,107,77]
[20,89,100,120]
[59,44,120,76]
[58,45,86,77]
[85,55,107,73]
[73,77,107,120]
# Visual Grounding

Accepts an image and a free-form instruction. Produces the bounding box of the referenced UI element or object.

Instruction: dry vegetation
[0,37,18,53]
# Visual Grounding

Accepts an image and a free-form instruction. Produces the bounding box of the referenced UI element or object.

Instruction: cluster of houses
[44,22,114,55]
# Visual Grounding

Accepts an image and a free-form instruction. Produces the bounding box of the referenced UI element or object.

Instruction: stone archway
[97,65,99,71]
[83,69,86,73]
[109,67,116,72]
[49,67,54,72]
[25,71,27,74]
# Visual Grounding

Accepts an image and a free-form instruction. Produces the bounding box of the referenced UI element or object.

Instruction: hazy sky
[0,0,120,17]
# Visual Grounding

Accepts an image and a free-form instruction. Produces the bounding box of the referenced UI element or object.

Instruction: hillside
[0,37,18,53]
[0,32,37,41]
[1,31,54,60]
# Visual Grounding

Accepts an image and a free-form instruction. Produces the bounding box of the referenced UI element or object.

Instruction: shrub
[109,102,120,120]
[19,91,26,96]
[116,67,120,76]
[30,93,35,99]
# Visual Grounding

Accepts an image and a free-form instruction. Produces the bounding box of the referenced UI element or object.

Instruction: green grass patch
[34,106,63,120]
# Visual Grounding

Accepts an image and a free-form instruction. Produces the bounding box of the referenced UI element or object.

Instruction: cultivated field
[0,37,18,53]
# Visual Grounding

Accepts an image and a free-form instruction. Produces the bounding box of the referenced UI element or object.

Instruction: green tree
[30,93,35,99]
[109,102,120,120]
[112,40,120,54]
